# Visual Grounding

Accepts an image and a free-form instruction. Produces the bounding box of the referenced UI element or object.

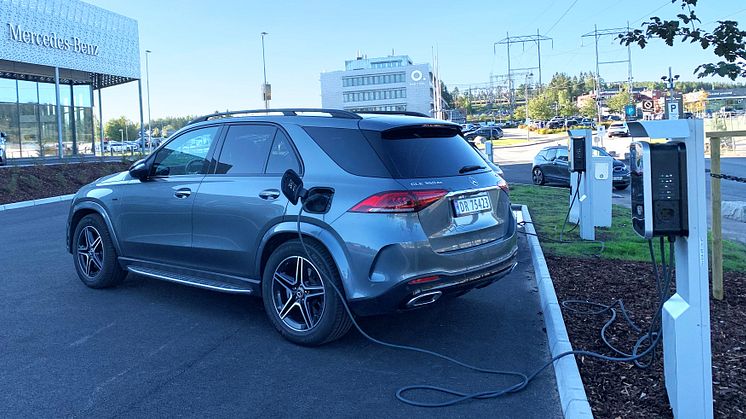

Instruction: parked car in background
[461,123,479,132]
[107,141,137,153]
[531,145,630,190]
[0,131,7,165]
[463,126,503,141]
[607,122,630,137]
[719,106,737,117]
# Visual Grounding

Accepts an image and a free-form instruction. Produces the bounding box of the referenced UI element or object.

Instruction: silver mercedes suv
[66,109,517,345]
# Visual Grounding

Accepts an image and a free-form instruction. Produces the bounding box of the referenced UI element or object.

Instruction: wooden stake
[711,136,723,300]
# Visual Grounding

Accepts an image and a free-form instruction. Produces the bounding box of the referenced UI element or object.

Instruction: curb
[520,205,593,418]
[722,201,746,223]
[0,194,75,212]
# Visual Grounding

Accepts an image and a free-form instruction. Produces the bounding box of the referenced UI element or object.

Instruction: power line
[632,0,671,24]
[495,31,553,110]
[544,0,580,35]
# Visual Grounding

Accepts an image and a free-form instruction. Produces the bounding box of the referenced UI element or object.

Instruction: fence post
[710,136,723,300]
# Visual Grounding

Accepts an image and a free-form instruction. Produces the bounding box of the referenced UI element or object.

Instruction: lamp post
[525,73,533,141]
[145,49,153,153]
[119,129,123,142]
[261,32,269,110]
[661,66,680,98]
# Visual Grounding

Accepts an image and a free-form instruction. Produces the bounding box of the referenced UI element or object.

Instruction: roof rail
[357,110,431,118]
[187,108,362,125]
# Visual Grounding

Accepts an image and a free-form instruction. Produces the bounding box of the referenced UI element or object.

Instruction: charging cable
[294,206,675,408]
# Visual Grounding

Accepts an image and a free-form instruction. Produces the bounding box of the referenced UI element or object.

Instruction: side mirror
[281,169,307,205]
[128,159,150,181]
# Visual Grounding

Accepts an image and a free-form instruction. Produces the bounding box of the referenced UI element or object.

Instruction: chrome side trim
[128,266,254,295]
[445,185,499,198]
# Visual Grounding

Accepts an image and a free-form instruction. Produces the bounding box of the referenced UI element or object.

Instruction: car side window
[151,126,220,177]
[555,148,569,161]
[215,125,277,175]
[544,148,557,161]
[265,130,301,175]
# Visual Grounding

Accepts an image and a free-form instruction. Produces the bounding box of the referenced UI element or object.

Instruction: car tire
[532,167,545,185]
[72,214,127,289]
[262,239,352,346]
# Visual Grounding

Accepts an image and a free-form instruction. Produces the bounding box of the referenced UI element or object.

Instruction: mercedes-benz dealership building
[0,0,141,160]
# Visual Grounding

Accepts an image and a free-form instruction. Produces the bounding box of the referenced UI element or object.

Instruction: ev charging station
[628,119,713,419]
[568,129,613,239]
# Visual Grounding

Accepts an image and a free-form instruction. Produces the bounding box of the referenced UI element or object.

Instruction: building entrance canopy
[0,0,142,160]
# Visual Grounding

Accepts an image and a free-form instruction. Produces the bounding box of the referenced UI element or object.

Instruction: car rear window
[301,126,391,177]
[302,125,491,179]
[362,127,490,179]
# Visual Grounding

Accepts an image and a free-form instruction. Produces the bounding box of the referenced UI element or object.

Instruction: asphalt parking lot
[0,202,561,418]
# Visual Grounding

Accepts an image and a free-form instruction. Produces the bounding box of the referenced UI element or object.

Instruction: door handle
[259,189,281,200]
[174,188,192,199]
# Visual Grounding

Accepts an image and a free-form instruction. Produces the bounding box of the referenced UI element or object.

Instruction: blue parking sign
[625,104,636,117]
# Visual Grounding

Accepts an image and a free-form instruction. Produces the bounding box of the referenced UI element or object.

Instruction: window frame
[209,122,303,177]
[148,123,224,178]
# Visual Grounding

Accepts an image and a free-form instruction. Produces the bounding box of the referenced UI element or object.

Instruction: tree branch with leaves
[620,0,745,80]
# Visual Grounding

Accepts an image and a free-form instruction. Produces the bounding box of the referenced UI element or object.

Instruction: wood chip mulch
[0,162,129,205]
[545,255,745,418]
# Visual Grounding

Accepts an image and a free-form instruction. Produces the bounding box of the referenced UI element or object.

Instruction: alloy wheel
[271,256,326,332]
[77,226,104,278]
[533,168,544,185]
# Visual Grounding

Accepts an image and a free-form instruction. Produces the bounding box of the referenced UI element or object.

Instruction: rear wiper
[459,165,486,174]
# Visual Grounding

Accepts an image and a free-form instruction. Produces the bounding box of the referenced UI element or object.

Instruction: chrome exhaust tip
[405,291,443,308]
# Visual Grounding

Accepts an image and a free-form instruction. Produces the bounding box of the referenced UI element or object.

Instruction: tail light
[497,176,509,193]
[408,275,440,285]
[350,189,447,213]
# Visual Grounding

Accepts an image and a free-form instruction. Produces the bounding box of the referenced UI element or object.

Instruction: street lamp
[119,129,123,142]
[260,32,269,110]
[525,73,533,141]
[661,66,680,98]
[145,49,153,153]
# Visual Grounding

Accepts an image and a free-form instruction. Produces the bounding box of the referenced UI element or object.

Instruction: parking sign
[665,99,683,120]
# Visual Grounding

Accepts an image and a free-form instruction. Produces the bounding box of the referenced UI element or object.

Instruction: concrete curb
[722,201,746,223]
[0,194,75,212]
[520,205,593,418]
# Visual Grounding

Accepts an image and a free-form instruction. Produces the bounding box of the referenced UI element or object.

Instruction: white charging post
[568,129,612,237]
[632,119,713,419]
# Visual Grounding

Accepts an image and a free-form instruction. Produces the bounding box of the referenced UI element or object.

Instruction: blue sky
[86,0,745,123]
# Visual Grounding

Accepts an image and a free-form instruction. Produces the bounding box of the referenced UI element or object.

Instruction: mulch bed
[545,255,745,418]
[0,162,130,205]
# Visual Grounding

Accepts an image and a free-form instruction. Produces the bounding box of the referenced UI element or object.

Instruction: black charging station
[569,136,586,173]
[629,141,688,239]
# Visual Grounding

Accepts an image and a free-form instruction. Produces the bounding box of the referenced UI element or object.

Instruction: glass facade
[0,77,93,158]
[346,104,407,112]
[343,88,407,103]
[370,60,404,69]
[343,72,405,87]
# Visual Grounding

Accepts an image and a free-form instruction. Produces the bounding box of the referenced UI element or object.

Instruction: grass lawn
[510,184,746,272]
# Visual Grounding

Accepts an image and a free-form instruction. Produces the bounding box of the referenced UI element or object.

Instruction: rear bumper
[349,245,518,316]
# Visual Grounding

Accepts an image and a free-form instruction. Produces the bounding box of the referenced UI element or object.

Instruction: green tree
[513,105,526,122]
[579,99,598,118]
[527,93,554,120]
[605,91,632,114]
[104,116,139,141]
[620,0,745,80]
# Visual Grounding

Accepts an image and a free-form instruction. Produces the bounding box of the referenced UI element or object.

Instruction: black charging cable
[294,206,675,408]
